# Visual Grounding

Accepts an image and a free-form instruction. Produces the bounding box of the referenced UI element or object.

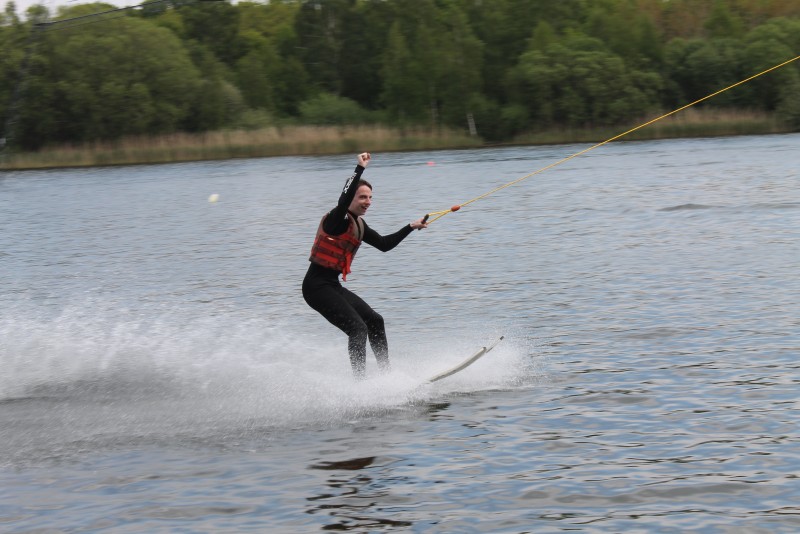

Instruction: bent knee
[345,319,369,340]
[366,311,384,329]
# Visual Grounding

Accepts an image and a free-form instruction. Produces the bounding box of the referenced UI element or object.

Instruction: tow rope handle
[424,205,460,225]
[417,213,429,230]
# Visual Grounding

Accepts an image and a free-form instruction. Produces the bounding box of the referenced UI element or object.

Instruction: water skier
[303,152,429,379]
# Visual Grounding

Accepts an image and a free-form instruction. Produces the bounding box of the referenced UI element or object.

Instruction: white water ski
[427,336,505,383]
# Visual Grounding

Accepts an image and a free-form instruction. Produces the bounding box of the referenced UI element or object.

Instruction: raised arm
[323,152,370,235]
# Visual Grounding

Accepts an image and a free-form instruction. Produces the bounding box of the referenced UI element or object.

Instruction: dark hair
[358,179,373,190]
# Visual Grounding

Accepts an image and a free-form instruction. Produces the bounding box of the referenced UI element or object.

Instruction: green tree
[704,0,745,38]
[17,12,205,148]
[461,0,590,105]
[417,1,484,130]
[178,37,234,131]
[178,1,245,66]
[298,92,373,125]
[235,32,279,111]
[337,0,393,110]
[7,0,800,148]
[584,1,664,68]
[529,20,557,52]
[1,3,26,131]
[273,55,311,116]
[663,37,746,107]
[741,18,800,112]
[292,0,353,95]
[379,21,427,122]
[508,33,662,128]
[377,0,484,131]
[228,1,303,118]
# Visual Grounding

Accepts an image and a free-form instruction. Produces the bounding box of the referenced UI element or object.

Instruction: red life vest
[308,214,365,281]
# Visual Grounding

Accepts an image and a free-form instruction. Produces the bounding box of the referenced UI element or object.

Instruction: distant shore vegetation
[1,108,793,170]
[1,0,799,169]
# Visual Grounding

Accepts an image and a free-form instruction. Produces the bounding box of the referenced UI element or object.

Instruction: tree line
[1,0,799,151]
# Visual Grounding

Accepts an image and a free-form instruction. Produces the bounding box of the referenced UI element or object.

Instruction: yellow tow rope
[424,53,800,224]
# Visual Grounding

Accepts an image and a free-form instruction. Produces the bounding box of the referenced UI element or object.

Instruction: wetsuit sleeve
[322,165,365,235]
[362,221,414,252]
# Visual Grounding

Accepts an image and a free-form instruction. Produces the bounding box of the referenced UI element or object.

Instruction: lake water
[1,134,799,532]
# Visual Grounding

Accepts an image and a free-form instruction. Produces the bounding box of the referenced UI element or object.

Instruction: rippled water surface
[1,134,799,532]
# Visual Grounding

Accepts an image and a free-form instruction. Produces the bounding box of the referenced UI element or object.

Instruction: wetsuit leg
[303,278,389,377]
[339,289,390,373]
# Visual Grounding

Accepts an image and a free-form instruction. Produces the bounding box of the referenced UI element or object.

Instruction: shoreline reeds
[0,109,794,171]
[511,108,787,145]
[0,125,483,170]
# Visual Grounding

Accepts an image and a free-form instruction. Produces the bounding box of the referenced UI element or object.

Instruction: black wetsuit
[302,164,414,378]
